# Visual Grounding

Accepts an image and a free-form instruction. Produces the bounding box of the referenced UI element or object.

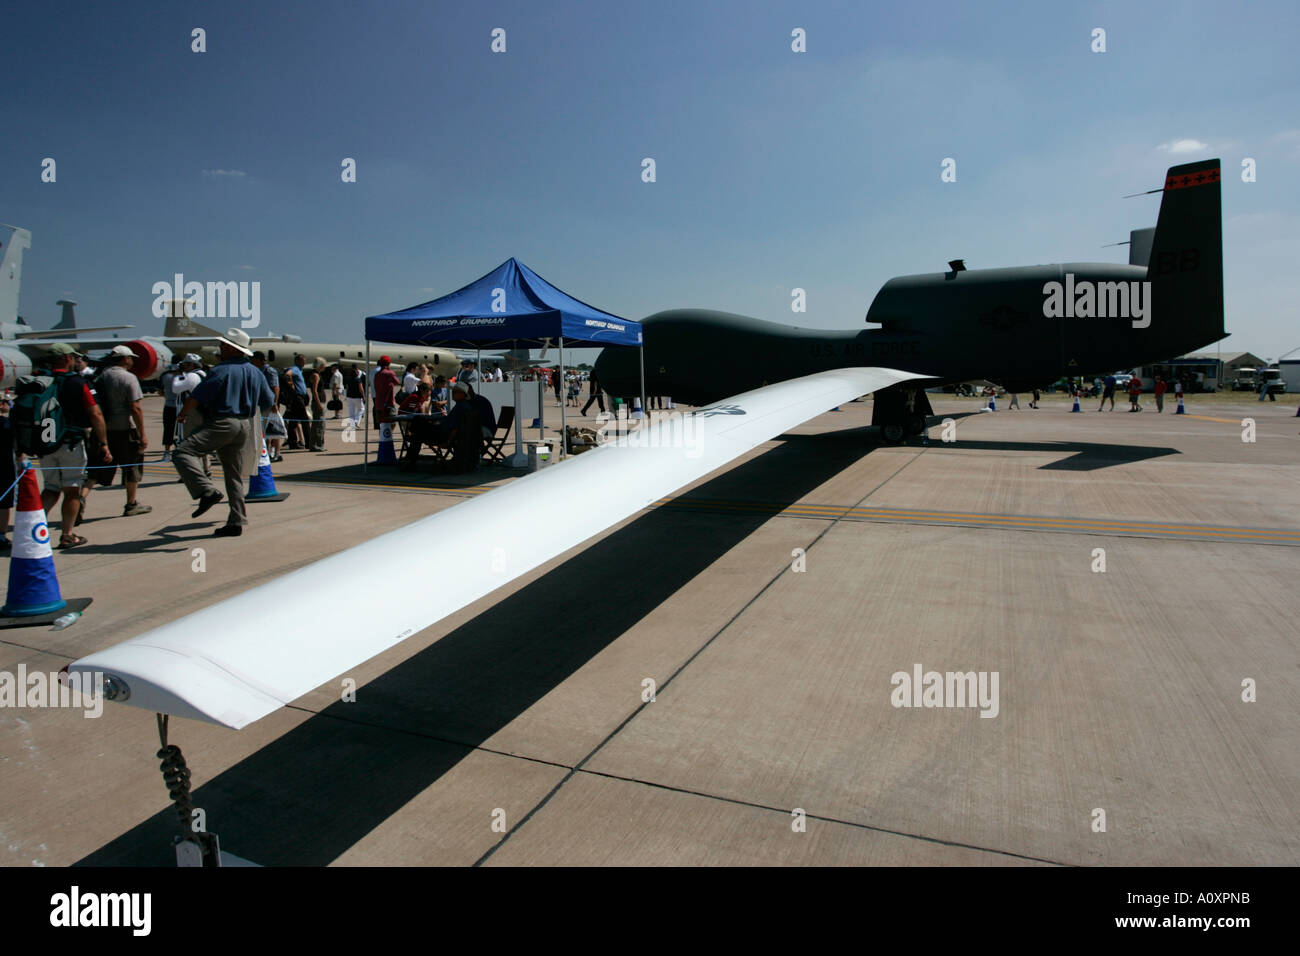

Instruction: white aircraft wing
[11,331,136,347]
[10,325,135,339]
[68,367,924,729]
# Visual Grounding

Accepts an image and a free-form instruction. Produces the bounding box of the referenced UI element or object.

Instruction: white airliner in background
[0,222,466,386]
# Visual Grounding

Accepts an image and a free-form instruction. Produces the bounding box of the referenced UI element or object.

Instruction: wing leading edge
[68,367,925,729]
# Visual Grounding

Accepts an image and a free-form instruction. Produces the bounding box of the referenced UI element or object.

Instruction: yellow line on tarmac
[653,497,1300,544]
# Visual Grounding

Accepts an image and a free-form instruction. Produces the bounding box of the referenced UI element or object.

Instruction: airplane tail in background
[0,223,33,326]
[164,304,221,338]
[53,299,78,331]
[1147,158,1225,353]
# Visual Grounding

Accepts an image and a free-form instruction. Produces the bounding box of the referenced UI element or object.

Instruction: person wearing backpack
[27,344,112,549]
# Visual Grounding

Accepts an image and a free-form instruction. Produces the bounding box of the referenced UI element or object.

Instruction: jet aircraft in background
[0,222,463,384]
[595,159,1226,441]
[0,223,136,385]
[161,311,464,379]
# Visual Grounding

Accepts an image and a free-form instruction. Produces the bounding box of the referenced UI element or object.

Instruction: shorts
[41,442,88,490]
[92,430,143,486]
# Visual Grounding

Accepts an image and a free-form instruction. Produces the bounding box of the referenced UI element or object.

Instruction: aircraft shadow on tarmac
[786,415,1180,471]
[76,435,876,866]
[280,458,515,491]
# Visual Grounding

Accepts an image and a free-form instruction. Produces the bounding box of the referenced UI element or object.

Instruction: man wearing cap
[372,355,400,429]
[165,354,204,452]
[38,344,111,549]
[92,344,152,517]
[458,359,479,390]
[173,329,275,537]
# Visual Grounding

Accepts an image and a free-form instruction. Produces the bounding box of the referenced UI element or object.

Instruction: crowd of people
[1092,373,1177,413]
[0,336,511,549]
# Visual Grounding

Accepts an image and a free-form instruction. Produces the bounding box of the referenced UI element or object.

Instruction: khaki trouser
[174,416,255,527]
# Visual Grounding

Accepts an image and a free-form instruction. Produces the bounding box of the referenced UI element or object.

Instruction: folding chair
[481,406,514,464]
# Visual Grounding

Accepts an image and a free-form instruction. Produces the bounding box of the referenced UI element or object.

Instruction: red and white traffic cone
[0,465,93,625]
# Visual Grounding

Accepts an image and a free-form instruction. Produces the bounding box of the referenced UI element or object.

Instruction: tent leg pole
[506,338,527,469]
[364,340,370,474]
[558,336,567,457]
[639,343,647,423]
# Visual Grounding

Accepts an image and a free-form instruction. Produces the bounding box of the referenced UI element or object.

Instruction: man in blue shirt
[1098,373,1117,412]
[173,329,276,537]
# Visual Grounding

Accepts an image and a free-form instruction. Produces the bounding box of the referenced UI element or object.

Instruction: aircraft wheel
[905,414,926,436]
[880,423,906,443]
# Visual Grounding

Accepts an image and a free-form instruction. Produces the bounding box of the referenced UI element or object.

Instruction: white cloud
[202,168,247,177]
[1273,130,1300,157]
[1157,139,1209,154]
[237,264,255,271]
[419,287,435,293]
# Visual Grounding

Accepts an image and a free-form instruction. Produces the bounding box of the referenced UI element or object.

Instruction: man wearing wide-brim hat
[173,328,275,537]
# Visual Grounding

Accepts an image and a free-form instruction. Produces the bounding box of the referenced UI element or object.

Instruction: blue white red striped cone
[1,466,67,617]
[988,395,996,411]
[247,436,289,502]
[1175,394,1185,415]
[631,397,644,420]
[1070,392,1081,412]
[376,420,397,463]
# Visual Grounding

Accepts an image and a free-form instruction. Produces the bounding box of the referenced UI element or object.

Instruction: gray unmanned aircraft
[594,158,1225,441]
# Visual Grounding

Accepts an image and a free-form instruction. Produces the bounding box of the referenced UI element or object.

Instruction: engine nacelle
[0,346,34,390]
[121,338,174,380]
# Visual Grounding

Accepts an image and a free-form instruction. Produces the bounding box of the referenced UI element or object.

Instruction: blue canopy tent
[364,258,645,465]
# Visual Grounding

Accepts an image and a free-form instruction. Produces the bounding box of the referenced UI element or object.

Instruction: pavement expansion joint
[572,767,1073,867]
[473,450,931,866]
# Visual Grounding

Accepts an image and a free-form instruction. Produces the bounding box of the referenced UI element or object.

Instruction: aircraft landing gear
[872,384,935,444]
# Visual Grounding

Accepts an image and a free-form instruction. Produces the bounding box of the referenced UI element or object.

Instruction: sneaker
[212,524,243,538]
[123,502,152,517]
[192,492,223,518]
[160,451,172,462]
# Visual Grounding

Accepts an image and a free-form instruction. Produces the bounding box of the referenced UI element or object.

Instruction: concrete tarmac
[1,392,1297,866]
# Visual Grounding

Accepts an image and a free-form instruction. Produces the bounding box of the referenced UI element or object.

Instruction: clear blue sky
[4,0,1297,362]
